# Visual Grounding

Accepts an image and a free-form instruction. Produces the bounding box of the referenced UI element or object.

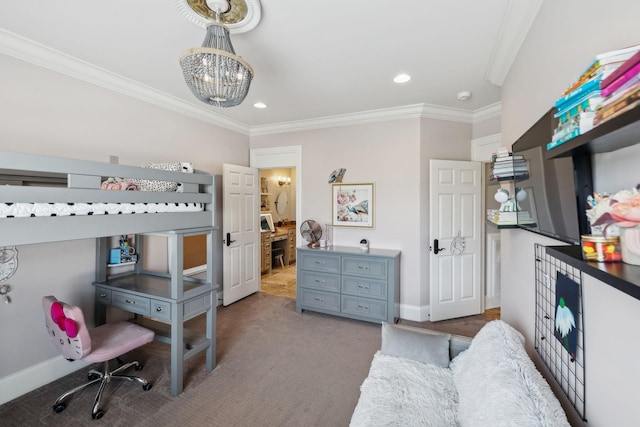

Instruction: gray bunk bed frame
[0,150,219,396]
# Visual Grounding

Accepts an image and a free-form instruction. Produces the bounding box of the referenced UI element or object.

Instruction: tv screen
[511,109,591,245]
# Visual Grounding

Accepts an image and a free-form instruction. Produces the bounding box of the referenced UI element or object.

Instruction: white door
[222,164,260,305]
[429,159,482,321]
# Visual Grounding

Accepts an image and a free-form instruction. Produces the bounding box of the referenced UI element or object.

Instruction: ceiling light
[393,74,411,84]
[253,102,267,109]
[180,0,254,107]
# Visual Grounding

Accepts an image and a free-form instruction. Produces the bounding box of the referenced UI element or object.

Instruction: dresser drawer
[150,299,171,321]
[299,252,340,273]
[95,287,112,305]
[341,295,387,321]
[299,270,340,292]
[341,276,387,300]
[112,291,150,316]
[342,257,387,279]
[299,289,340,313]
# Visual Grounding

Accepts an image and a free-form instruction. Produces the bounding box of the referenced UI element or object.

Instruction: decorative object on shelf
[179,0,258,107]
[332,183,374,228]
[359,238,369,251]
[328,168,346,184]
[580,235,621,262]
[588,184,640,264]
[324,223,333,247]
[300,220,322,247]
[261,177,268,193]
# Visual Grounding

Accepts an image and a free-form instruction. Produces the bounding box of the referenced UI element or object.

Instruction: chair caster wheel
[135,364,144,371]
[88,373,100,381]
[143,383,152,391]
[92,409,105,419]
[53,403,66,413]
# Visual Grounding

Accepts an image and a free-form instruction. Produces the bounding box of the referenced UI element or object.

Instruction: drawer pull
[125,299,136,305]
[315,261,326,265]
[99,293,108,298]
[314,297,325,302]
[314,279,326,284]
[357,284,370,290]
[156,307,163,312]
[358,265,370,270]
[358,304,369,310]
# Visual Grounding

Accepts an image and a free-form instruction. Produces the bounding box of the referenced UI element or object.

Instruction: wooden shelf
[547,245,640,301]
[546,103,640,159]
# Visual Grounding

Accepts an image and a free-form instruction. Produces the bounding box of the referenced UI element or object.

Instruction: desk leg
[94,302,107,326]
[206,297,216,371]
[170,303,184,397]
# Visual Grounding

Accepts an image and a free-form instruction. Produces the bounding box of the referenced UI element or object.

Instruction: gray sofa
[350,320,570,426]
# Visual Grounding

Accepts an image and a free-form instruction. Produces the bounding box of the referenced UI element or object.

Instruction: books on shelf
[594,86,640,126]
[600,61,640,97]
[494,154,524,162]
[601,49,640,89]
[488,210,535,225]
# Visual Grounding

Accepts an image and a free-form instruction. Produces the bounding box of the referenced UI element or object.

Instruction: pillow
[131,162,194,192]
[380,322,451,367]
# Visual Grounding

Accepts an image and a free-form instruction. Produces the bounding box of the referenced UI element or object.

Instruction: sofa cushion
[450,320,570,426]
[380,322,451,367]
[350,351,458,427]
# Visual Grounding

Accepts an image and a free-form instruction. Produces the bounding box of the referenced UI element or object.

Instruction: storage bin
[581,235,621,262]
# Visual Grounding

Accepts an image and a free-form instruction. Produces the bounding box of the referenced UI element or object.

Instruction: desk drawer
[299,289,340,313]
[342,257,387,279]
[151,299,171,321]
[341,295,387,321]
[342,277,387,300]
[95,287,112,305]
[299,270,340,292]
[299,252,340,273]
[112,291,150,316]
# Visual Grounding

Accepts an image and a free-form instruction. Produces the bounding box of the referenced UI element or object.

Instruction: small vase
[619,225,640,265]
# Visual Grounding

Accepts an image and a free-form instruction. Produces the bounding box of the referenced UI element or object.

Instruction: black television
[511,108,593,245]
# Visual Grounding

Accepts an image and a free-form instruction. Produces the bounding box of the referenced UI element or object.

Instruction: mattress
[0,202,204,218]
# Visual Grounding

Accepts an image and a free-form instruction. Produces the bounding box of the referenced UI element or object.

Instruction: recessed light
[253,102,267,109]
[393,74,411,84]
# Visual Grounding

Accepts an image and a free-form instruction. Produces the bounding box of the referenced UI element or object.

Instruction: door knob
[225,232,237,247]
[432,239,446,255]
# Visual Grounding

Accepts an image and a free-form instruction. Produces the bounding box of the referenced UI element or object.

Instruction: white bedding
[0,202,204,218]
[350,351,459,427]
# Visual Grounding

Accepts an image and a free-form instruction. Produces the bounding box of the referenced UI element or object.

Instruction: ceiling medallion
[175,0,262,34]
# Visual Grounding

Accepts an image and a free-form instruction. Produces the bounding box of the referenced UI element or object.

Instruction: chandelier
[179,0,255,107]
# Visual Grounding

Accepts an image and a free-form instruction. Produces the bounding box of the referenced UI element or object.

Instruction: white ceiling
[0,1,542,134]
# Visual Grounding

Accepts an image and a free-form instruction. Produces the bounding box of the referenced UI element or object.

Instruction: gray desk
[94,227,218,396]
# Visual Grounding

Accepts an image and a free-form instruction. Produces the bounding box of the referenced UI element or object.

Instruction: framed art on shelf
[332,183,374,228]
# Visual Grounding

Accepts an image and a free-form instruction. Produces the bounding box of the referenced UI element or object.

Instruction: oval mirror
[276,191,288,215]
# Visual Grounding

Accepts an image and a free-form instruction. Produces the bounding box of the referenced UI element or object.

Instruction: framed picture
[332,183,374,228]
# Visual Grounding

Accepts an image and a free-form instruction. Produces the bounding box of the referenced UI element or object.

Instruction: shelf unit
[534,103,640,301]
[93,227,219,396]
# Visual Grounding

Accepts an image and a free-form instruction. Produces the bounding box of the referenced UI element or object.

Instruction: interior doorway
[250,146,302,300]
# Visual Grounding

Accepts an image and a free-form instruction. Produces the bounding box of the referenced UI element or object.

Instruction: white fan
[300,220,322,247]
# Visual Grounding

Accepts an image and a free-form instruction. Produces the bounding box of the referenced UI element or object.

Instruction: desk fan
[300,220,322,247]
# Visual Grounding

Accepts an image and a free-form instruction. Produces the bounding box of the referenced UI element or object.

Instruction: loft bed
[0,151,216,246]
[0,150,219,396]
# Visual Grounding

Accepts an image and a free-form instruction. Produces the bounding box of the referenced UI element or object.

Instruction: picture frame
[332,183,374,228]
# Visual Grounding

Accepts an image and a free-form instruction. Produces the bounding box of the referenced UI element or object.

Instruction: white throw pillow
[380,322,451,367]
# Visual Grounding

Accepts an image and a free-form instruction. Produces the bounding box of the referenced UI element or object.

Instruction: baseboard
[0,355,89,405]
[485,295,501,309]
[399,303,429,322]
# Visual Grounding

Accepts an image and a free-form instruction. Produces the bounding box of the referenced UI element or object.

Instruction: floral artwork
[554,272,579,360]
[332,183,374,228]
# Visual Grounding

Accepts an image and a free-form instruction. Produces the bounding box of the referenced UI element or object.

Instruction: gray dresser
[296,246,400,324]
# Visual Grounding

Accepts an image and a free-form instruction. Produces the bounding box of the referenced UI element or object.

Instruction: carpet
[0,293,381,426]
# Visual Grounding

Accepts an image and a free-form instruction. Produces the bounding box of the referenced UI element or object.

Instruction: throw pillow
[380,322,451,367]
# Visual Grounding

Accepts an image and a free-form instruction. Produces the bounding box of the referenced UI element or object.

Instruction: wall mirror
[275,191,288,215]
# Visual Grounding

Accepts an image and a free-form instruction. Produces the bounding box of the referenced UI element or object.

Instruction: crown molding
[1,28,503,139]
[484,0,543,86]
[0,28,250,135]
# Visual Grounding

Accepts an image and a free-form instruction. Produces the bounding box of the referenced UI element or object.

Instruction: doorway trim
[250,146,302,230]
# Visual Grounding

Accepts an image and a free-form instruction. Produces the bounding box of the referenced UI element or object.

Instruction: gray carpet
[0,293,491,426]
